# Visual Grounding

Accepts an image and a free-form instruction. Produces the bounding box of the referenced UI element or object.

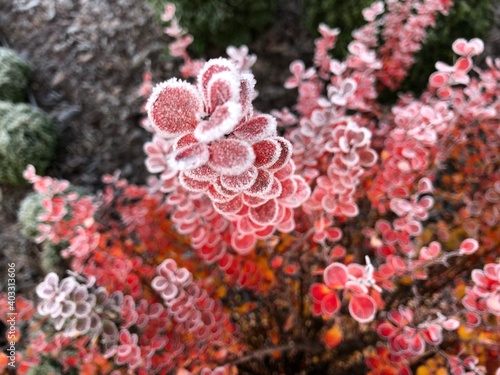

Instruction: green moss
[0,101,57,186]
[0,47,31,103]
[41,242,69,276]
[18,192,45,239]
[148,0,279,55]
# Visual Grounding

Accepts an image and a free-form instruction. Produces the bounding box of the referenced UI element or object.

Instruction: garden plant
[1,0,499,374]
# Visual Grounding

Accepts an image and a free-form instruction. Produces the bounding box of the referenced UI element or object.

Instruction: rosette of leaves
[0,101,57,185]
[0,47,31,103]
[148,0,278,54]
[303,0,495,96]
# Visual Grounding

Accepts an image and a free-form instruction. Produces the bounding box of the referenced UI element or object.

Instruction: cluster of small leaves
[303,0,496,97]
[14,168,243,374]
[8,1,500,374]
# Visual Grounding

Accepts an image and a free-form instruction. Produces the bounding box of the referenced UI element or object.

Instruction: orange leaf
[324,325,342,348]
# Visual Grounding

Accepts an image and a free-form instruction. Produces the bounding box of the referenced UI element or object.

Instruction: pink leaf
[418,177,433,194]
[323,262,348,289]
[169,142,209,171]
[213,196,244,215]
[220,166,258,192]
[208,139,255,176]
[234,114,277,143]
[442,318,460,331]
[253,139,281,168]
[147,79,202,138]
[348,294,376,323]
[194,102,242,143]
[321,292,341,315]
[249,199,278,225]
[486,294,500,315]
[246,169,273,197]
[268,138,293,171]
[409,333,425,355]
[231,232,256,255]
[239,73,256,119]
[377,322,397,339]
[198,58,234,96]
[422,323,442,345]
[458,238,479,255]
[206,71,240,112]
[429,72,450,88]
[179,173,210,193]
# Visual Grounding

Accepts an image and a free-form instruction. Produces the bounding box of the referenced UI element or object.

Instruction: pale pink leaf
[323,262,348,289]
[194,102,242,143]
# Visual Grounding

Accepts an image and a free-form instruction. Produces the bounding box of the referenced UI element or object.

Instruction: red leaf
[321,292,341,315]
[206,71,240,112]
[324,262,348,289]
[252,139,281,168]
[213,196,244,215]
[310,283,330,301]
[170,142,209,171]
[220,166,258,192]
[148,79,201,138]
[377,322,397,339]
[234,114,277,143]
[231,232,256,255]
[179,173,210,192]
[198,58,234,96]
[268,138,293,171]
[239,73,256,119]
[208,139,255,176]
[246,169,273,197]
[249,199,278,225]
[348,294,376,323]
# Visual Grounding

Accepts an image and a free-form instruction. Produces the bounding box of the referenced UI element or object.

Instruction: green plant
[0,101,57,185]
[0,47,31,103]
[18,192,45,239]
[148,0,279,54]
